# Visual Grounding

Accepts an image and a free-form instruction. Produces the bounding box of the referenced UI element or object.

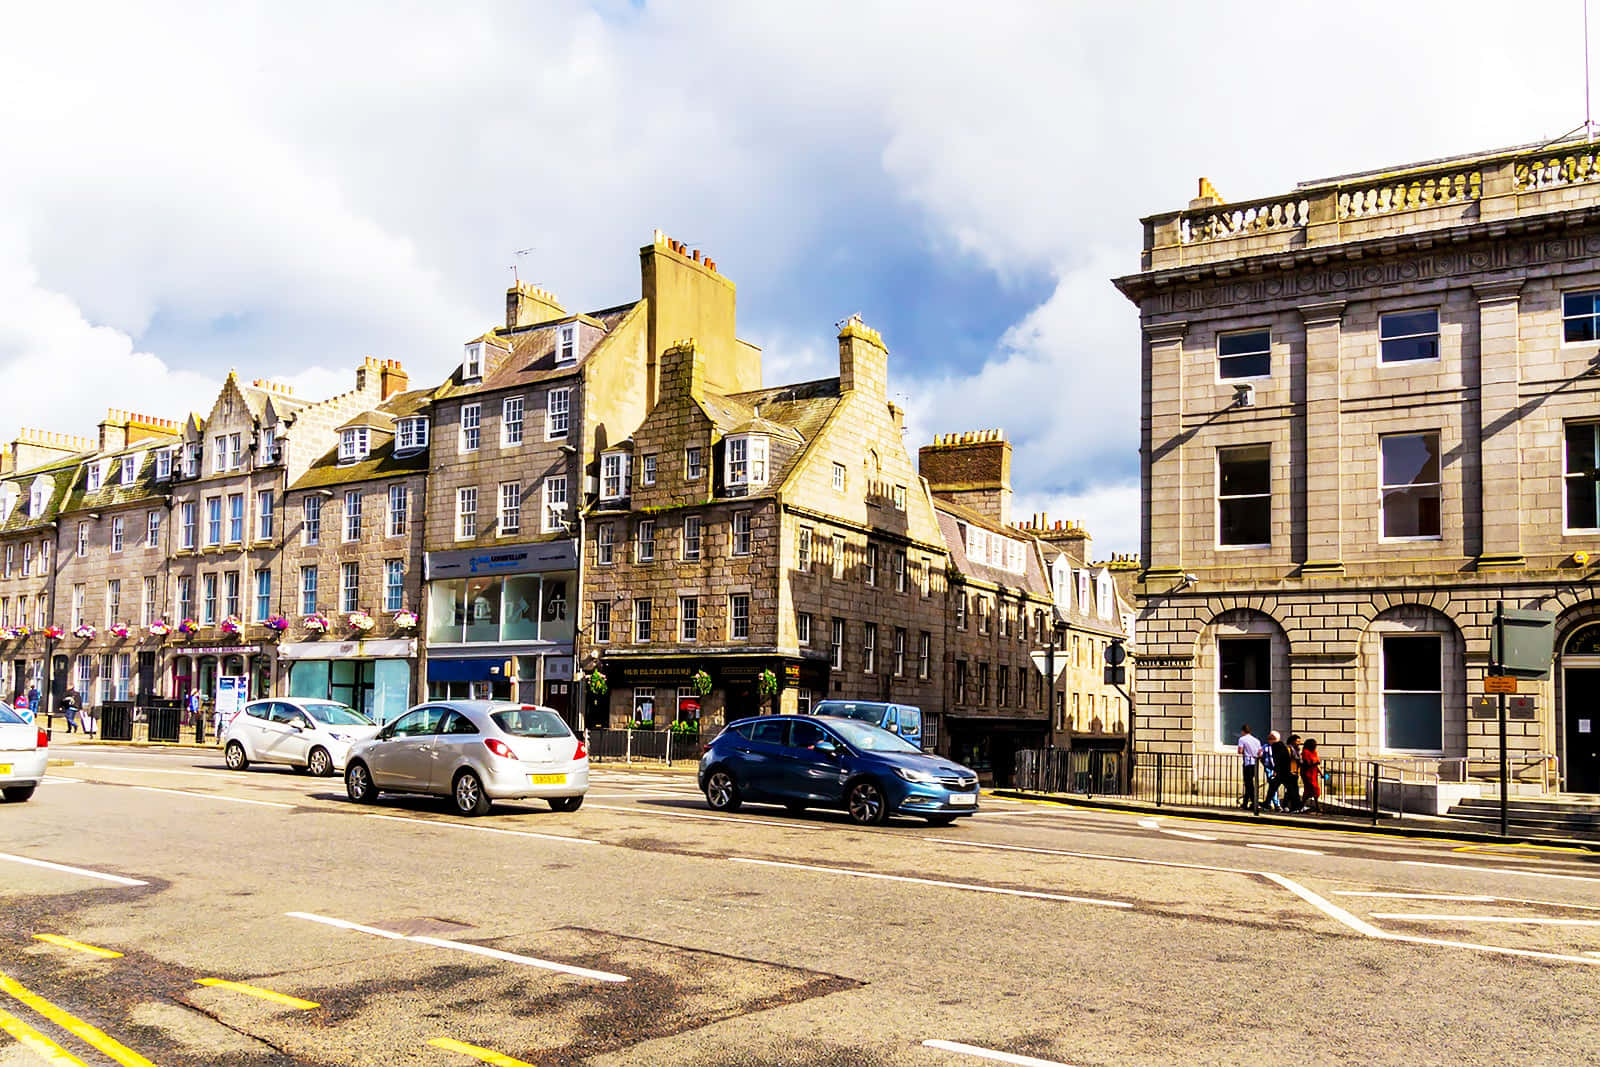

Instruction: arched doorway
[1560,623,1600,794]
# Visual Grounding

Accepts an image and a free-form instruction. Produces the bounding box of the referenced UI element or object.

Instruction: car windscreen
[301,702,372,727]
[897,707,922,732]
[491,709,572,738]
[0,704,21,726]
[817,704,885,724]
[827,719,921,753]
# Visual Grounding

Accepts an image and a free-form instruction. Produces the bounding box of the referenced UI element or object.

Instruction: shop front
[167,644,274,705]
[278,638,416,724]
[597,654,831,731]
[423,541,577,719]
[944,715,1050,787]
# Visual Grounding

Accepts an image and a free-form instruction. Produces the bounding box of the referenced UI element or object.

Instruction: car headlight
[895,767,938,784]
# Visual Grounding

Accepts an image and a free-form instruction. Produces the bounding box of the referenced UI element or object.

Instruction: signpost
[1487,604,1555,837]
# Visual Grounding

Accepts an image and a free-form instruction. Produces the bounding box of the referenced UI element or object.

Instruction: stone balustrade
[1337,168,1481,219]
[1514,144,1600,190]
[1179,196,1310,245]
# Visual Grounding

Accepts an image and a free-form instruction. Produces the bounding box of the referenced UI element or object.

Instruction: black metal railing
[585,727,702,764]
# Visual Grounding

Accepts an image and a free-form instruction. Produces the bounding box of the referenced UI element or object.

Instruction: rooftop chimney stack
[837,314,888,399]
[379,359,409,401]
[918,428,1012,526]
[97,409,129,453]
[506,282,566,329]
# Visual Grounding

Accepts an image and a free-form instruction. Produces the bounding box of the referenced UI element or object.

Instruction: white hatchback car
[0,702,48,802]
[223,698,380,778]
[344,701,589,816]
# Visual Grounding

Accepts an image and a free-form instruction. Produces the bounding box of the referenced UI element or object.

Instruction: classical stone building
[279,380,430,721]
[1115,139,1600,793]
[584,318,949,732]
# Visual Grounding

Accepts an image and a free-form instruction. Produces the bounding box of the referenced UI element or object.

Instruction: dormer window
[463,342,484,380]
[259,425,277,463]
[725,435,768,489]
[184,443,201,478]
[1078,570,1091,612]
[600,451,630,500]
[86,462,102,492]
[339,428,370,464]
[556,324,577,365]
[0,486,16,523]
[121,454,139,484]
[30,475,50,516]
[395,417,430,454]
[155,449,172,480]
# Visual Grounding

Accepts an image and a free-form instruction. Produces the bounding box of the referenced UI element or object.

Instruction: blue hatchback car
[698,715,980,826]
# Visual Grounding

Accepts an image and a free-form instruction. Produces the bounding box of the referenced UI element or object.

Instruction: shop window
[1218,637,1271,743]
[1382,634,1442,752]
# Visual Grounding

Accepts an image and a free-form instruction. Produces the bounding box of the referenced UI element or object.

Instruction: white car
[223,698,380,777]
[344,701,589,816]
[0,702,48,802]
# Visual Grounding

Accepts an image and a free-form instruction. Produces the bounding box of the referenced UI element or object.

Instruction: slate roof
[0,457,81,533]
[933,499,1053,599]
[290,389,434,491]
[433,303,640,400]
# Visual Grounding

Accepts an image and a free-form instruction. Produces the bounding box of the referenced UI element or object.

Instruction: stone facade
[1115,139,1600,793]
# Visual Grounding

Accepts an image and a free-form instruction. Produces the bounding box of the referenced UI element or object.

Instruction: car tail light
[485,738,516,760]
[36,728,49,749]
[572,738,587,761]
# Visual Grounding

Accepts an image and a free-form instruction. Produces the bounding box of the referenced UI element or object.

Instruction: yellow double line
[0,971,157,1066]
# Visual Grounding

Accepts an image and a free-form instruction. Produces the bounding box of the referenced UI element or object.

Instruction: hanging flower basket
[43,625,66,640]
[586,670,609,697]
[264,615,290,634]
[108,623,131,639]
[147,620,171,637]
[0,626,23,641]
[758,668,779,697]
[73,624,97,640]
[177,618,200,636]
[690,669,712,697]
[219,616,242,636]
[669,718,699,737]
[392,609,419,630]
[348,610,375,633]
[303,613,330,633]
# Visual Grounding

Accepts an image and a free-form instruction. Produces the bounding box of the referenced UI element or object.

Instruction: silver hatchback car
[343,701,589,816]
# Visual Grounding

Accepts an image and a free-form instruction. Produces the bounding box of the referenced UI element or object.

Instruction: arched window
[1565,623,1600,656]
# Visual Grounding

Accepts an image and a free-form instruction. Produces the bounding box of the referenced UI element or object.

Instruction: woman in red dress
[1300,737,1323,812]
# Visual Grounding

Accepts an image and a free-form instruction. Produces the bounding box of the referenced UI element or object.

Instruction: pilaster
[1298,301,1346,573]
[1475,280,1526,569]
[1143,320,1187,575]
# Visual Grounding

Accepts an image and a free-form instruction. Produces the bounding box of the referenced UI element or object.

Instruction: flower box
[73,625,97,640]
[303,613,330,633]
[219,616,242,635]
[265,615,290,633]
[348,611,375,633]
[392,610,419,630]
[177,618,200,636]
[147,620,171,637]
[108,623,131,639]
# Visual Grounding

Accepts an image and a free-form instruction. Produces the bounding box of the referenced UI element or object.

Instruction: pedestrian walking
[184,689,200,728]
[1262,731,1285,811]
[62,686,81,733]
[1285,734,1305,811]
[1301,738,1323,812]
[1236,724,1263,814]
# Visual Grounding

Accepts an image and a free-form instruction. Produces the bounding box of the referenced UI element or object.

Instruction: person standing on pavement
[1300,738,1323,812]
[185,688,200,728]
[1236,724,1263,814]
[1284,734,1305,812]
[62,686,80,733]
[1262,731,1285,811]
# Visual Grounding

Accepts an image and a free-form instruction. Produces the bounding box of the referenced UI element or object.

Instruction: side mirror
[814,740,838,756]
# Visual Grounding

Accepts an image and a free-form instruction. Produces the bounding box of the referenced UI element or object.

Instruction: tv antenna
[510,247,536,285]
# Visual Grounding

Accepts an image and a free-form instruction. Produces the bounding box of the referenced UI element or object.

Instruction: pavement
[1,743,1598,1065]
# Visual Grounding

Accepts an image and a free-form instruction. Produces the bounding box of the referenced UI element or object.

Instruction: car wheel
[704,768,741,812]
[784,802,807,816]
[307,747,333,778]
[452,770,492,817]
[224,741,249,771]
[925,814,958,826]
[345,761,379,804]
[2,785,36,803]
[846,780,888,826]
[548,796,583,812]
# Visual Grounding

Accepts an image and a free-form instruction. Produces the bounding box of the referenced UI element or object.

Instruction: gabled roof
[434,302,640,400]
[289,388,435,491]
[933,499,1052,598]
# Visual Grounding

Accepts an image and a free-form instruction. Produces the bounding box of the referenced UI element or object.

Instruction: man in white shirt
[1236,724,1263,815]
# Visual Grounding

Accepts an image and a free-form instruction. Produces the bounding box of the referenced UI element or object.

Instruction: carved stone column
[1298,301,1347,574]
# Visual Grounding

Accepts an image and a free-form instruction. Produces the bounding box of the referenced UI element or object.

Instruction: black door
[1566,668,1600,794]
[50,656,69,714]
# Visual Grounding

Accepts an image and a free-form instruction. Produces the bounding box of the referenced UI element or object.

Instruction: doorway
[1564,667,1600,794]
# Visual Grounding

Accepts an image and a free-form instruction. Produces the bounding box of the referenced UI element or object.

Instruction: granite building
[1115,139,1600,793]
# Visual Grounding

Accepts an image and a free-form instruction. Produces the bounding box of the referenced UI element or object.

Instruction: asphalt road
[1,744,1597,1067]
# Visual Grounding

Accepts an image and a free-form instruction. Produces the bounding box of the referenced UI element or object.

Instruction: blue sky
[1,1,1594,555]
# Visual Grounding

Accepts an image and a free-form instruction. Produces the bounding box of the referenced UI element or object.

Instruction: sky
[1,1,1594,556]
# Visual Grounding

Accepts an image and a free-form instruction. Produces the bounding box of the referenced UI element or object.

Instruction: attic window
[30,476,50,515]
[725,435,767,489]
[600,451,630,500]
[339,427,370,464]
[155,449,172,480]
[121,454,138,484]
[396,417,429,453]
[463,342,484,380]
[86,462,102,492]
[556,324,577,366]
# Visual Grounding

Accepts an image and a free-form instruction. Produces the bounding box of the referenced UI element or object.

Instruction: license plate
[0,764,10,776]
[948,792,976,806]
[528,773,566,785]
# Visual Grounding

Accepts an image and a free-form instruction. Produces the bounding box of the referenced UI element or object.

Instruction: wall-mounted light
[1232,383,1255,408]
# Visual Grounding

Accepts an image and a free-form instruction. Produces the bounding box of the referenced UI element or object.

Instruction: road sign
[1490,608,1556,678]
[1104,641,1126,666]
[1104,665,1126,686]
[1030,651,1069,683]
[1484,675,1518,695]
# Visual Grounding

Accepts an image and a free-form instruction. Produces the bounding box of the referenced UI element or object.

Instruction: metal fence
[1014,749,1381,817]
[585,727,702,765]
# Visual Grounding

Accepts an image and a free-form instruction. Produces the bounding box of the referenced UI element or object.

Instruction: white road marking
[123,785,294,809]
[925,837,1261,877]
[1333,892,1495,902]
[921,1038,1075,1066]
[1369,913,1600,926]
[77,763,236,780]
[285,911,628,982]
[1136,818,1161,829]
[732,857,1131,909]
[0,852,147,887]
[583,793,688,800]
[364,814,594,845]
[40,776,82,784]
[1161,828,1218,841]
[1400,860,1600,884]
[583,803,826,830]
[1264,874,1600,966]
[1245,842,1323,856]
